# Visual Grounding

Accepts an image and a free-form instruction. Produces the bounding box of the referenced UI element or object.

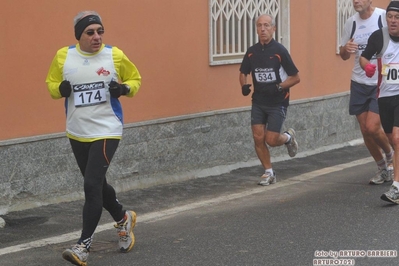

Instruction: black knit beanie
[74,15,103,40]
[387,1,399,13]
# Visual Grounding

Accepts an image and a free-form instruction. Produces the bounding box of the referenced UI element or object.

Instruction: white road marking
[0,157,372,256]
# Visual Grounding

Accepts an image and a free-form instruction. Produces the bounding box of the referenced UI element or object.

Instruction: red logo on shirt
[96,67,110,76]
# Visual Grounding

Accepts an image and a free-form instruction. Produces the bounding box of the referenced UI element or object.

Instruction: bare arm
[359,56,370,70]
[340,46,350,61]
[239,72,248,86]
[339,38,357,61]
[280,73,300,90]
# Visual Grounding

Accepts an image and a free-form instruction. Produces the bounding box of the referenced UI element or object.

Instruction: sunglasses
[85,29,105,36]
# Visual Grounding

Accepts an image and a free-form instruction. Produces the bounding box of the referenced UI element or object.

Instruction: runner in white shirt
[340,0,393,185]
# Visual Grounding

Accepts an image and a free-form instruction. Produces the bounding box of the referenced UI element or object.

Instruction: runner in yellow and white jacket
[45,10,141,266]
[46,41,141,142]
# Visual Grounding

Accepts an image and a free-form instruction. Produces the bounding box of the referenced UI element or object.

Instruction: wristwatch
[124,84,131,93]
[277,84,283,92]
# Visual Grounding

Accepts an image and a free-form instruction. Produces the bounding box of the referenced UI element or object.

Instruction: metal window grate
[209,0,281,65]
[336,0,356,54]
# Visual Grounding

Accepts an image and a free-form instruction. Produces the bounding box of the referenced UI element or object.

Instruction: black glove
[59,80,72,97]
[242,84,252,96]
[109,81,129,98]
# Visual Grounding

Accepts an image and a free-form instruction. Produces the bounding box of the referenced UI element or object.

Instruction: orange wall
[0,0,390,140]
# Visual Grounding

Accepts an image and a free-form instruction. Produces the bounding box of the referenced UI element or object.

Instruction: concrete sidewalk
[0,142,375,248]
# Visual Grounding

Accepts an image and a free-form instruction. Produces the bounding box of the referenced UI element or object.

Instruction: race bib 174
[73,81,107,107]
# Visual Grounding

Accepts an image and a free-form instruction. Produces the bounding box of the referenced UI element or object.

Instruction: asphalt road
[0,143,398,266]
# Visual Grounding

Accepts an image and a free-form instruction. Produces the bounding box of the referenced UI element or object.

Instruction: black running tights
[69,139,125,243]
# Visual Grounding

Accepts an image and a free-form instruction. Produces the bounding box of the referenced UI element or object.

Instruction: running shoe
[258,172,276,186]
[284,128,298,157]
[369,167,392,185]
[115,210,137,253]
[62,243,89,266]
[381,185,399,204]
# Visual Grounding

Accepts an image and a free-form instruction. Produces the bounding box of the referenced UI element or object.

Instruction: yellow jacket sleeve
[45,47,69,99]
[112,46,142,97]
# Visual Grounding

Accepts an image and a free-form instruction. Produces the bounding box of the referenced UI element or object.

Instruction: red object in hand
[365,63,376,78]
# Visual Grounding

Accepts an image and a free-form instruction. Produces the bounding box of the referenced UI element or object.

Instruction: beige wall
[0,0,389,140]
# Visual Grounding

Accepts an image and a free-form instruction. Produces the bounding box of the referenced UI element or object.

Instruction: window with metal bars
[336,0,356,54]
[209,0,287,65]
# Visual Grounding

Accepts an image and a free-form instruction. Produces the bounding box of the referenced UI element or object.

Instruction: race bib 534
[254,68,277,83]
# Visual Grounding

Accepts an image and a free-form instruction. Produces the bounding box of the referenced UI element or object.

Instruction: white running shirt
[379,40,399,97]
[341,8,386,85]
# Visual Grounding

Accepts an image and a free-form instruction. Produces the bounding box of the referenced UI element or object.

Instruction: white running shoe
[369,167,392,185]
[258,172,277,186]
[381,185,399,204]
[114,210,137,253]
[62,243,89,266]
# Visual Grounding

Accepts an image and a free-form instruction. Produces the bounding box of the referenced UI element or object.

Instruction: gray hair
[256,14,276,26]
[73,11,102,26]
